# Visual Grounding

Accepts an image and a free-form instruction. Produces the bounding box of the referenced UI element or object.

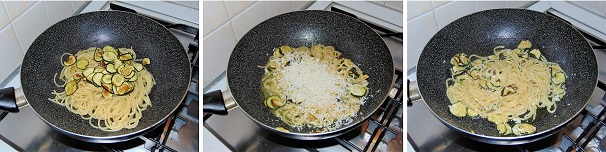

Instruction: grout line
[42,1,51,26]
[430,1,441,30]
[223,1,239,41]
[202,21,231,40]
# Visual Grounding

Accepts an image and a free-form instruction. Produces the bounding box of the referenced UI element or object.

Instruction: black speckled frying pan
[204,10,394,140]
[416,9,597,145]
[0,11,190,143]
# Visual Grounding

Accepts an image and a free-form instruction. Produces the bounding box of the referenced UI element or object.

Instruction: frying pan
[0,11,191,143]
[409,9,597,145]
[203,10,394,140]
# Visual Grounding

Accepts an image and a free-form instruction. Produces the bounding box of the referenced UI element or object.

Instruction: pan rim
[415,8,597,143]
[20,10,192,142]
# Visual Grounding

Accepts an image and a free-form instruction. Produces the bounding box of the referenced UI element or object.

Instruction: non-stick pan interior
[417,9,596,138]
[21,11,190,140]
[227,10,393,136]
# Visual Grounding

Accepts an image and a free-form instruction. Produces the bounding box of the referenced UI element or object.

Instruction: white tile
[44,1,73,25]
[0,2,10,29]
[0,26,24,83]
[385,1,403,12]
[203,22,238,82]
[265,1,293,18]
[231,2,267,40]
[3,1,36,20]
[407,1,432,20]
[506,0,535,8]
[434,1,475,29]
[225,1,257,18]
[71,1,88,13]
[432,0,451,8]
[293,0,313,10]
[570,1,606,17]
[203,1,230,37]
[12,2,51,54]
[475,1,506,12]
[407,12,438,70]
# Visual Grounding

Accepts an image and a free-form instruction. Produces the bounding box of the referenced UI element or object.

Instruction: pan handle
[407,80,422,107]
[0,87,27,112]
[203,89,237,115]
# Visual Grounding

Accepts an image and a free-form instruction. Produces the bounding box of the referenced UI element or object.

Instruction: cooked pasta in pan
[446,40,566,136]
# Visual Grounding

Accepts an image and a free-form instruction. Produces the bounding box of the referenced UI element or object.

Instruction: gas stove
[0,1,199,151]
[407,2,606,151]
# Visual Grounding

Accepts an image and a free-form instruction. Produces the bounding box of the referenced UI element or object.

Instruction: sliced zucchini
[348,68,359,79]
[114,60,123,68]
[454,74,469,82]
[451,65,467,75]
[517,40,532,49]
[94,48,103,61]
[101,69,109,74]
[349,85,367,97]
[128,72,138,82]
[265,97,276,109]
[83,68,95,77]
[106,64,117,73]
[488,114,507,124]
[142,58,151,65]
[469,69,480,79]
[102,74,112,84]
[102,89,113,99]
[118,48,130,55]
[450,56,460,65]
[271,96,286,108]
[101,83,113,92]
[73,72,84,81]
[133,63,144,71]
[125,70,136,79]
[112,74,125,87]
[449,102,467,117]
[480,80,488,89]
[103,52,118,62]
[119,54,133,61]
[115,82,134,95]
[497,123,507,134]
[457,53,469,66]
[267,61,278,70]
[529,49,541,59]
[65,80,78,96]
[504,123,513,135]
[518,123,536,135]
[76,59,89,70]
[120,65,134,76]
[275,126,290,132]
[92,73,104,87]
[273,48,283,57]
[501,86,517,96]
[86,72,95,82]
[512,124,522,135]
[279,45,293,54]
[63,55,77,66]
[552,72,566,85]
[93,68,104,73]
[103,46,118,55]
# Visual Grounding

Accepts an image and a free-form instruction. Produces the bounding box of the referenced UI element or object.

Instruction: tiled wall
[406,1,536,70]
[202,1,314,86]
[0,1,89,83]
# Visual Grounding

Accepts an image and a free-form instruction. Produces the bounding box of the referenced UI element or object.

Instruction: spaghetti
[49,46,155,132]
[446,40,566,136]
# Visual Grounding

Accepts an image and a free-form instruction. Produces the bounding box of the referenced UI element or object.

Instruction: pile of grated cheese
[278,53,360,129]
